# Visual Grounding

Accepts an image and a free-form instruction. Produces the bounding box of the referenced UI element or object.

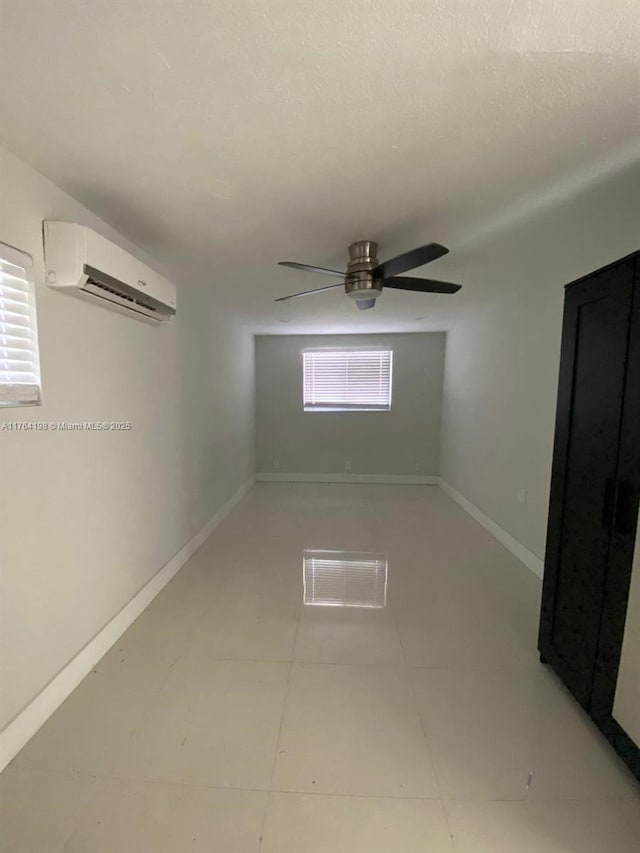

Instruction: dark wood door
[591,262,640,721]
[539,256,636,709]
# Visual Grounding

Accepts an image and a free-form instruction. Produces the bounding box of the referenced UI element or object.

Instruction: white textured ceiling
[1,0,639,332]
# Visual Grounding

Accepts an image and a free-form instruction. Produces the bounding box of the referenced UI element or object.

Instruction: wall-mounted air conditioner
[43,221,176,324]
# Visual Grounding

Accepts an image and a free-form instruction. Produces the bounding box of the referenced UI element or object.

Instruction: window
[303,348,392,412]
[303,550,388,608]
[0,242,41,407]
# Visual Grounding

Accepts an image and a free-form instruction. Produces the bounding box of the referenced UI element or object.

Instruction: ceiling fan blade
[278,261,345,278]
[275,283,344,302]
[374,243,449,279]
[356,298,376,311]
[383,277,461,294]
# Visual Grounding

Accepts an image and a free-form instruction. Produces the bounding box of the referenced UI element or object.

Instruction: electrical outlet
[273,458,280,470]
[415,462,421,472]
[518,489,526,504]
[345,460,352,471]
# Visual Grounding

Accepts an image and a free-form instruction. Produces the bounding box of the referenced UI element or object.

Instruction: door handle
[615,480,639,535]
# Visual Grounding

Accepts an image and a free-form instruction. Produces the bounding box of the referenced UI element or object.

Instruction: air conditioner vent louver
[86,277,162,314]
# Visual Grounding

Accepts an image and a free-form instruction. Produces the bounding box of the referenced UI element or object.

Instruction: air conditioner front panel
[44,221,177,323]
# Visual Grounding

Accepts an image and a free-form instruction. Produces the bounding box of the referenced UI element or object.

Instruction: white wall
[440,159,640,559]
[255,333,445,477]
[0,147,255,730]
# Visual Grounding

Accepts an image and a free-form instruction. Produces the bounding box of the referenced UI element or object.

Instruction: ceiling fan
[276,240,461,311]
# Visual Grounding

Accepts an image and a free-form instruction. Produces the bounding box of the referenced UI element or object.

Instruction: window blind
[0,244,41,407]
[303,349,392,411]
[303,550,388,608]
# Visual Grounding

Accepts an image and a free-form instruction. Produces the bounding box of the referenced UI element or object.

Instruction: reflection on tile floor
[303,549,388,607]
[1,483,639,852]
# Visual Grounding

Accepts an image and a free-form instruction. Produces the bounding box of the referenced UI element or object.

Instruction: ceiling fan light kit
[277,240,462,311]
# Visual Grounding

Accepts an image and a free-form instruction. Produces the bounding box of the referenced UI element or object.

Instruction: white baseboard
[256,472,438,485]
[0,476,255,773]
[437,478,544,579]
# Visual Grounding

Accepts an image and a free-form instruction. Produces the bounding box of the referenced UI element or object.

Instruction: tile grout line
[59,576,220,852]
[11,763,638,803]
[58,550,284,852]
[59,651,185,853]
[387,589,456,846]
[257,588,304,852]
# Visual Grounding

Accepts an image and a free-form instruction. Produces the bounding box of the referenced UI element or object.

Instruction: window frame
[302,346,393,413]
[0,240,42,408]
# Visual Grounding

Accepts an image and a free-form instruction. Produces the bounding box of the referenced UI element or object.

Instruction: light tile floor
[1,483,639,852]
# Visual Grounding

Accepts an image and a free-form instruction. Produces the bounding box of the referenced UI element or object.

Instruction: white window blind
[0,243,41,407]
[303,550,388,608]
[303,349,392,411]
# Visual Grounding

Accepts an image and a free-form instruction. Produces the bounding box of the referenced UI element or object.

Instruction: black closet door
[539,257,635,709]
[591,262,640,721]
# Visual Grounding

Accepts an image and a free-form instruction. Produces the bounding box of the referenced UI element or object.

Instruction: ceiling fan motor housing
[345,240,383,300]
